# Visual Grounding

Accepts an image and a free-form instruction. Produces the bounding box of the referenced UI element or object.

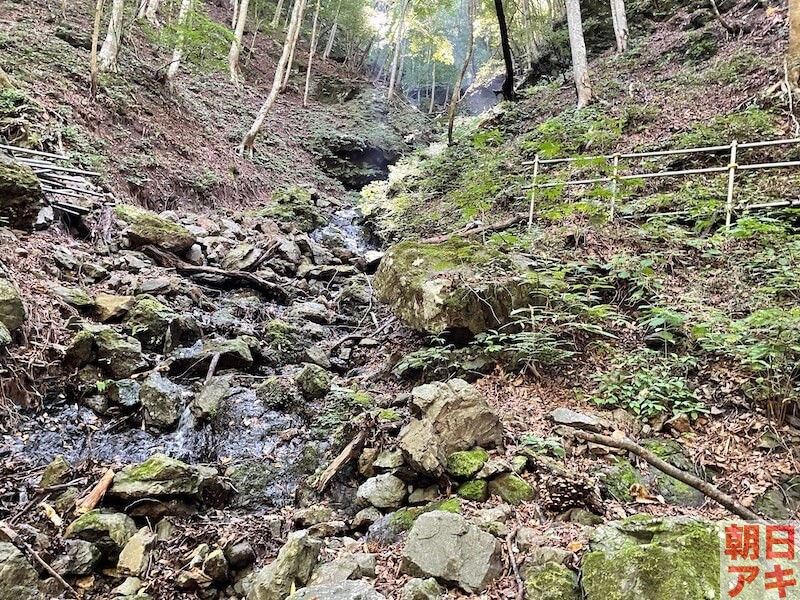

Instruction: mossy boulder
[171,337,253,375]
[0,277,25,331]
[110,453,211,500]
[66,510,137,561]
[295,363,331,399]
[0,155,44,230]
[114,204,196,253]
[0,542,40,600]
[446,448,489,479]
[124,295,199,352]
[374,239,539,335]
[524,562,580,600]
[388,499,460,533]
[639,439,706,507]
[488,473,534,505]
[581,515,720,600]
[256,377,301,411]
[49,284,94,309]
[457,480,489,502]
[64,330,95,368]
[262,319,307,367]
[95,329,148,378]
[139,372,184,430]
[254,187,326,233]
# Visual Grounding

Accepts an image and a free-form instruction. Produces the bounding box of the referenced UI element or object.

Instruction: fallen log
[572,430,761,521]
[315,430,367,492]
[74,467,115,515]
[140,245,289,303]
[420,213,527,244]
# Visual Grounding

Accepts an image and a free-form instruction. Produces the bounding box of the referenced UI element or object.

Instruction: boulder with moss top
[446,448,489,479]
[0,277,25,331]
[66,510,137,561]
[0,154,44,230]
[114,204,196,253]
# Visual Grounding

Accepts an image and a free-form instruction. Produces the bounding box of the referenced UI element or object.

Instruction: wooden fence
[523,138,800,231]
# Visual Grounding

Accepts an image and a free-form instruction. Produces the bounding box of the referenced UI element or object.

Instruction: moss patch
[446,448,489,479]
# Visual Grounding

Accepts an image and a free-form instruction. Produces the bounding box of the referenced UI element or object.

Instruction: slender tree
[790,0,800,88]
[609,0,628,53]
[323,0,342,59]
[166,0,193,91]
[493,0,515,101]
[230,0,239,29]
[137,0,161,26]
[98,0,125,72]
[388,0,411,97]
[90,0,105,97]
[272,0,285,27]
[448,0,476,144]
[566,0,592,107]
[229,0,251,84]
[303,0,322,107]
[281,0,307,89]
[428,62,436,113]
[240,0,306,155]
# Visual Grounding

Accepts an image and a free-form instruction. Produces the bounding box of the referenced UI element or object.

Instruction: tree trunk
[303,0,321,107]
[448,0,476,144]
[229,0,251,84]
[428,62,436,113]
[230,0,238,29]
[609,0,628,53]
[387,0,410,97]
[493,0,515,101]
[90,0,105,97]
[281,0,307,90]
[138,0,160,25]
[166,0,192,91]
[240,0,305,155]
[566,0,592,108]
[98,0,125,72]
[271,0,284,27]
[790,0,800,88]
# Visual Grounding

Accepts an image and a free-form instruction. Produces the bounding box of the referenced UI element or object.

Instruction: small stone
[85,394,110,415]
[0,322,10,347]
[309,555,360,585]
[64,330,95,368]
[304,344,331,369]
[357,474,407,509]
[516,527,538,552]
[113,576,143,597]
[399,577,441,600]
[52,539,101,576]
[488,473,534,505]
[39,454,72,488]
[117,527,156,576]
[286,301,331,324]
[202,548,229,582]
[224,541,255,570]
[294,506,334,527]
[222,244,262,271]
[295,363,331,399]
[139,373,184,430]
[107,379,141,408]
[407,486,438,505]
[50,284,94,309]
[352,507,382,530]
[512,455,528,473]
[185,244,204,265]
[354,553,376,578]
[289,581,386,600]
[66,510,137,560]
[190,376,230,421]
[95,329,148,379]
[247,530,322,600]
[358,448,378,478]
[549,408,601,432]
[0,278,25,331]
[373,449,405,471]
[94,293,134,322]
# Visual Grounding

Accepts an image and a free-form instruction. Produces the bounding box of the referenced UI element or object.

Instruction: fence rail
[524,138,800,230]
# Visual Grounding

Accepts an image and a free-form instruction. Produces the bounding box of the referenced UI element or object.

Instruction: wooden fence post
[725,140,738,231]
[528,154,540,232]
[610,153,620,221]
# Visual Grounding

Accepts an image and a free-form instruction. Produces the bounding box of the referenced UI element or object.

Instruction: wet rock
[289,581,386,600]
[95,329,148,379]
[399,578,441,600]
[286,301,331,324]
[0,542,39,600]
[549,408,602,432]
[401,511,502,593]
[304,344,332,369]
[114,204,196,253]
[110,453,211,501]
[374,239,538,335]
[203,548,229,582]
[295,363,331,399]
[52,539,101,576]
[139,373,184,429]
[49,284,94,309]
[107,379,141,408]
[488,473,534,505]
[117,527,156,576]
[66,510,137,560]
[64,330,95,368]
[0,278,25,331]
[357,474,407,509]
[446,448,489,479]
[39,454,72,488]
[225,541,256,570]
[222,244,263,271]
[95,293,134,322]
[125,295,198,352]
[582,515,719,600]
[456,480,489,502]
[399,380,503,477]
[247,530,322,600]
[191,376,230,421]
[171,338,253,375]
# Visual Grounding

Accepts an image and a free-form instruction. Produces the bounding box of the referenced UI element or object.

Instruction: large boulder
[114,204,196,253]
[139,373,184,430]
[356,474,407,509]
[124,295,200,352]
[110,454,210,500]
[401,511,502,593]
[398,379,503,477]
[581,515,719,600]
[373,239,538,335]
[0,542,40,600]
[0,154,44,230]
[289,581,386,599]
[95,329,148,378]
[247,530,322,600]
[66,510,137,561]
[0,278,25,331]
[253,187,326,233]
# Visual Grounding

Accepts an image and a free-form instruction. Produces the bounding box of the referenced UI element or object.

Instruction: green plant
[149,6,234,74]
[518,434,566,458]
[591,350,706,420]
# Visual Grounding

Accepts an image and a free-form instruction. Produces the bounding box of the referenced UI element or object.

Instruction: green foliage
[640,304,689,348]
[518,434,566,458]
[150,6,234,73]
[520,107,625,157]
[674,105,777,148]
[0,87,42,146]
[591,350,706,420]
[683,31,717,62]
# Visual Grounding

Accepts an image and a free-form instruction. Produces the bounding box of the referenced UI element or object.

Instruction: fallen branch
[573,430,760,521]
[0,520,78,598]
[420,213,527,244]
[74,467,115,514]
[506,527,524,600]
[315,430,367,492]
[140,245,290,303]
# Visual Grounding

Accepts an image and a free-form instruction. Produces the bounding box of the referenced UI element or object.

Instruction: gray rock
[139,373,184,430]
[171,337,253,374]
[225,541,256,570]
[407,486,438,505]
[399,380,503,477]
[95,329,148,379]
[289,581,386,600]
[351,507,382,530]
[0,322,10,346]
[190,376,230,421]
[0,278,25,331]
[108,379,141,408]
[124,295,191,352]
[353,553,376,578]
[549,408,602,432]
[295,363,331,399]
[222,244,263,271]
[110,454,213,501]
[66,510,137,560]
[286,301,331,324]
[38,454,72,488]
[117,527,156,576]
[49,284,94,309]
[304,344,331,369]
[114,204,196,253]
[399,578,441,600]
[52,539,101,576]
[247,530,322,600]
[373,450,404,471]
[357,474,407,509]
[203,548,229,582]
[0,154,44,230]
[401,511,502,593]
[185,244,204,265]
[309,555,360,585]
[64,330,94,368]
[0,542,39,600]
